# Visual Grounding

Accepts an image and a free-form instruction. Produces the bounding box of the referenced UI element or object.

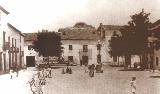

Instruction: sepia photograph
[0,0,160,94]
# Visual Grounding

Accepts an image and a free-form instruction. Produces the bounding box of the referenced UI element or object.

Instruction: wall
[0,9,25,73]
[24,41,43,65]
[61,39,109,65]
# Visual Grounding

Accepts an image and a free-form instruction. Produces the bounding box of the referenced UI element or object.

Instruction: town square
[0,0,160,94]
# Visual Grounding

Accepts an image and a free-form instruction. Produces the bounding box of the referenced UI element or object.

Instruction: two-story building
[0,5,25,73]
[59,22,109,65]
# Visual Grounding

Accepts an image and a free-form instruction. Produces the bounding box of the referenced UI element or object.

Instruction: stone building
[0,6,25,73]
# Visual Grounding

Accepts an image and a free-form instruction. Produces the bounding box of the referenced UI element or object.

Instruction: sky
[0,0,160,33]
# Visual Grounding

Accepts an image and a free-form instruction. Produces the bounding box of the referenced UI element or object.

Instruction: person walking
[130,77,136,94]
[39,69,46,85]
[10,68,14,79]
[89,64,95,77]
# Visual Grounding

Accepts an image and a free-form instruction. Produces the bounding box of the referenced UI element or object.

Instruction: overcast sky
[0,0,160,32]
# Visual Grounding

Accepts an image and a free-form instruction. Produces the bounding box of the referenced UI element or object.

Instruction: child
[130,77,136,94]
[48,67,52,78]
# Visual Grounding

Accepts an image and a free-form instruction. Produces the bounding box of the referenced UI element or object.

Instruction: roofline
[61,39,98,40]
[0,5,10,15]
[7,23,25,37]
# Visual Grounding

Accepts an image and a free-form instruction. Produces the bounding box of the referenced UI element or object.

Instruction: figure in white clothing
[130,77,136,94]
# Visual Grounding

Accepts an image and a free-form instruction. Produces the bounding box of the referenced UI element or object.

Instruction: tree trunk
[124,54,131,68]
[118,56,120,66]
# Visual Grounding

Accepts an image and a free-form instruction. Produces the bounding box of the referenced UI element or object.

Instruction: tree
[109,9,151,68]
[120,9,151,68]
[108,31,123,65]
[33,31,62,63]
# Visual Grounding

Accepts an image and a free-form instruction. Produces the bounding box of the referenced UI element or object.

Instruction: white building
[59,23,108,65]
[0,5,25,73]
[23,33,43,67]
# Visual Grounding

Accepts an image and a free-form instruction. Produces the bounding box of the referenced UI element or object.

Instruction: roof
[0,5,9,14]
[149,20,160,30]
[102,25,122,36]
[7,23,25,36]
[23,33,38,41]
[59,27,100,40]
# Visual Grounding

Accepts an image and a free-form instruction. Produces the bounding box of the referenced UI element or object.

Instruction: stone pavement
[42,65,160,94]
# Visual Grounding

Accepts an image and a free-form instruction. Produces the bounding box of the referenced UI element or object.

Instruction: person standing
[130,77,136,94]
[48,67,52,78]
[89,64,95,77]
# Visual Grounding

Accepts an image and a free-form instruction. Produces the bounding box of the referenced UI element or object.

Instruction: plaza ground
[0,64,160,94]
[42,64,160,94]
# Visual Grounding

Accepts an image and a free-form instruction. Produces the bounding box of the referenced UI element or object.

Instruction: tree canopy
[109,9,151,66]
[33,31,62,57]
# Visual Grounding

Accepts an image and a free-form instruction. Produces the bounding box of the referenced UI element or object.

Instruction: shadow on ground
[118,68,144,71]
[109,64,124,67]
[51,67,64,69]
[150,76,160,78]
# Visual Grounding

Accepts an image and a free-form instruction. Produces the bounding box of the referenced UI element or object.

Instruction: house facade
[148,20,160,69]
[59,22,108,65]
[23,33,43,67]
[0,6,25,73]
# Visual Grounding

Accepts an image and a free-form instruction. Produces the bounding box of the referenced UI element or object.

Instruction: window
[68,56,73,62]
[156,57,159,66]
[97,54,101,63]
[15,39,16,47]
[69,45,72,50]
[12,38,14,47]
[20,35,21,42]
[28,45,33,50]
[3,31,6,50]
[83,45,88,52]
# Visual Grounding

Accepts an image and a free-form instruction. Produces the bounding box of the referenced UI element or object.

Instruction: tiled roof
[102,25,122,36]
[59,27,100,40]
[0,5,9,14]
[23,33,38,41]
[149,20,160,30]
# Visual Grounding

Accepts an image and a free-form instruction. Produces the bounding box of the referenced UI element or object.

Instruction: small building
[23,33,43,67]
[0,5,25,73]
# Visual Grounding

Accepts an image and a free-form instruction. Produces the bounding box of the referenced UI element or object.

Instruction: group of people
[9,66,20,79]
[62,65,72,74]
[37,67,52,85]
[28,67,52,94]
[86,64,103,77]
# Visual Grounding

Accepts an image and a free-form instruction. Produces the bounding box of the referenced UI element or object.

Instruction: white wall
[61,40,109,65]
[24,41,43,65]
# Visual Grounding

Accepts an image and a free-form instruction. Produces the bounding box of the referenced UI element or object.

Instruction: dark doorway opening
[26,56,35,67]
[82,56,88,65]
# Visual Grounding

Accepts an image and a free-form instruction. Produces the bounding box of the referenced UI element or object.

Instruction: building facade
[148,20,160,69]
[59,22,108,65]
[23,33,43,67]
[0,6,25,73]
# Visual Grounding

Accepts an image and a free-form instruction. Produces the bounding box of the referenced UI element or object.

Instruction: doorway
[26,56,35,67]
[82,56,88,65]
